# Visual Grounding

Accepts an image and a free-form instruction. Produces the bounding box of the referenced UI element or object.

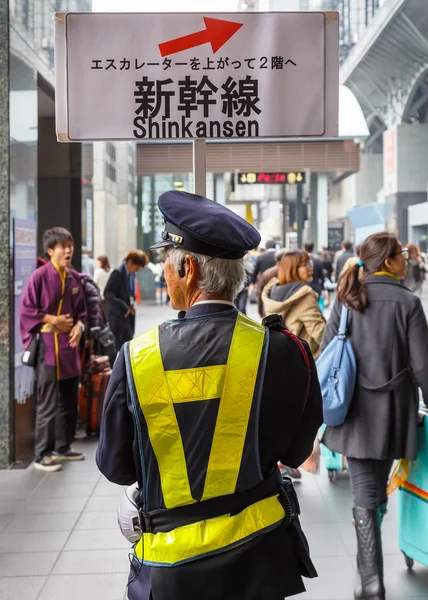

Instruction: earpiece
[178,261,185,278]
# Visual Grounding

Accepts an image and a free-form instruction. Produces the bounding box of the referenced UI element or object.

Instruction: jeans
[347,458,393,509]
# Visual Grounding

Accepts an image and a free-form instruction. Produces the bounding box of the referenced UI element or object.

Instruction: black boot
[353,507,385,600]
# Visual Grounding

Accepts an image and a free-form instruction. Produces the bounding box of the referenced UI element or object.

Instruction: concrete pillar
[310,173,328,251]
[93,143,119,266]
[117,204,137,260]
[317,173,329,250]
[37,117,82,271]
[0,2,11,467]
[309,173,318,248]
[384,124,428,239]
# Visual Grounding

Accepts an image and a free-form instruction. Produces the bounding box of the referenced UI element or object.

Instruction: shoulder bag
[316,306,357,426]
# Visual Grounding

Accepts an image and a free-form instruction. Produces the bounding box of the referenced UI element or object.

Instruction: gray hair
[167,247,246,299]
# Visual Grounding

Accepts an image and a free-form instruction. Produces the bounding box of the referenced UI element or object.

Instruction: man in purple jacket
[20,227,87,472]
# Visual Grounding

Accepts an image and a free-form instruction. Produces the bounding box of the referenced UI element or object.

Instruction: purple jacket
[20,261,87,380]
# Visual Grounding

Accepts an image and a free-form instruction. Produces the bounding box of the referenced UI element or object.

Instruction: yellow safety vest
[127,312,285,566]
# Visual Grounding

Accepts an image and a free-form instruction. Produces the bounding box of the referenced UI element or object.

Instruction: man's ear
[47,248,54,258]
[186,255,199,284]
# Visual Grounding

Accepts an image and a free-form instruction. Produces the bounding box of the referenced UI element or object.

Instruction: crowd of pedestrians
[246,232,428,599]
[17,216,428,600]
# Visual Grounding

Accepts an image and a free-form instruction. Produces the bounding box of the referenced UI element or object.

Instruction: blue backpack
[316,306,357,427]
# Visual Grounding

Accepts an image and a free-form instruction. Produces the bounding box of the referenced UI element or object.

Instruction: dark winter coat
[308,255,324,296]
[321,275,428,460]
[335,250,354,280]
[78,273,106,332]
[251,250,277,284]
[104,265,135,349]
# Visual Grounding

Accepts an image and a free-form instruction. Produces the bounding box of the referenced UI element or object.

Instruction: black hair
[304,242,314,253]
[265,240,276,249]
[343,241,353,251]
[42,227,74,257]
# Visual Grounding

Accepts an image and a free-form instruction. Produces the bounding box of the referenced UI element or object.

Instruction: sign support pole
[193,139,206,197]
[281,183,288,249]
[296,181,304,248]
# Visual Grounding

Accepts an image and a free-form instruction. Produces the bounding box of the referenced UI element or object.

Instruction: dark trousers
[34,360,79,461]
[347,458,393,509]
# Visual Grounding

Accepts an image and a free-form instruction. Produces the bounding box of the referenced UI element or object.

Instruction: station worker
[96,191,323,600]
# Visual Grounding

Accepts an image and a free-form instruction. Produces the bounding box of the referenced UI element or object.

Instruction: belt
[358,367,413,393]
[138,468,299,534]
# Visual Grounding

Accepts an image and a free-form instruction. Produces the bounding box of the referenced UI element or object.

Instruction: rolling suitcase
[79,352,111,436]
[320,424,348,482]
[398,406,428,569]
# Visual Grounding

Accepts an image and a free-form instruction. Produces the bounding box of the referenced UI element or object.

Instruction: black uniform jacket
[322,275,428,460]
[104,265,135,349]
[97,303,323,600]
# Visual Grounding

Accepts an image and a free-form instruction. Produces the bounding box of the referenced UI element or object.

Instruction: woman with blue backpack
[320,231,428,600]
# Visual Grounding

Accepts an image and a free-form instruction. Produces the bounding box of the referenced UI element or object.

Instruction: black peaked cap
[150,191,261,259]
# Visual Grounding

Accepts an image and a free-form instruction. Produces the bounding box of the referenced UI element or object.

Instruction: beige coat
[262,279,326,358]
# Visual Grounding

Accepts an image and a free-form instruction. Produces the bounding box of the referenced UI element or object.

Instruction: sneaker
[53,449,86,461]
[34,456,63,472]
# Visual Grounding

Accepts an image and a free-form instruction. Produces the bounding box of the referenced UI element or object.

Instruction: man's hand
[54,314,74,333]
[124,305,135,318]
[69,322,83,348]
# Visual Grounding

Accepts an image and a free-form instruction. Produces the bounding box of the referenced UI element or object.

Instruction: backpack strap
[262,314,311,408]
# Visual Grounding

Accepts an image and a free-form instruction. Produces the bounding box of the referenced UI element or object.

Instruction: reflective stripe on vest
[129,312,285,566]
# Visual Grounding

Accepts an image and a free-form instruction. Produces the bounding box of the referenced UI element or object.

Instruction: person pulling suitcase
[320,232,428,600]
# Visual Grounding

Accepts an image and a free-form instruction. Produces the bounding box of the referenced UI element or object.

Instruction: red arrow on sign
[159,17,243,57]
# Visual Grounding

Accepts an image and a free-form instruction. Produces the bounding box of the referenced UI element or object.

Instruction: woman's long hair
[278,250,310,284]
[97,255,110,271]
[336,232,400,312]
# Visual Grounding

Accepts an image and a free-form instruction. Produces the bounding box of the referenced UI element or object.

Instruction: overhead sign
[55,12,339,142]
[238,172,305,184]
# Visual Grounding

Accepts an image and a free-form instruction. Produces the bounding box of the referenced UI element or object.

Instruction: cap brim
[149,240,173,251]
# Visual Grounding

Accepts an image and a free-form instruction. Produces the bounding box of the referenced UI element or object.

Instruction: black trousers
[347,458,393,509]
[34,358,79,462]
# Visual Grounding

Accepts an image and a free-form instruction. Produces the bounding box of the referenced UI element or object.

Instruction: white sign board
[55,12,339,141]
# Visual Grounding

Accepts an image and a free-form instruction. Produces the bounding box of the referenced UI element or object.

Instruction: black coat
[104,266,135,349]
[335,250,354,280]
[78,273,106,332]
[97,303,323,600]
[308,255,324,296]
[251,250,277,284]
[322,275,428,460]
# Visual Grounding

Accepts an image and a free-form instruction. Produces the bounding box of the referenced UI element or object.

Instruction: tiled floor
[0,294,427,600]
[1,450,428,600]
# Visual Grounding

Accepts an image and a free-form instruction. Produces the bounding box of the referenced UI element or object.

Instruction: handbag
[21,332,40,368]
[316,306,357,427]
[91,324,117,366]
[98,324,116,351]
